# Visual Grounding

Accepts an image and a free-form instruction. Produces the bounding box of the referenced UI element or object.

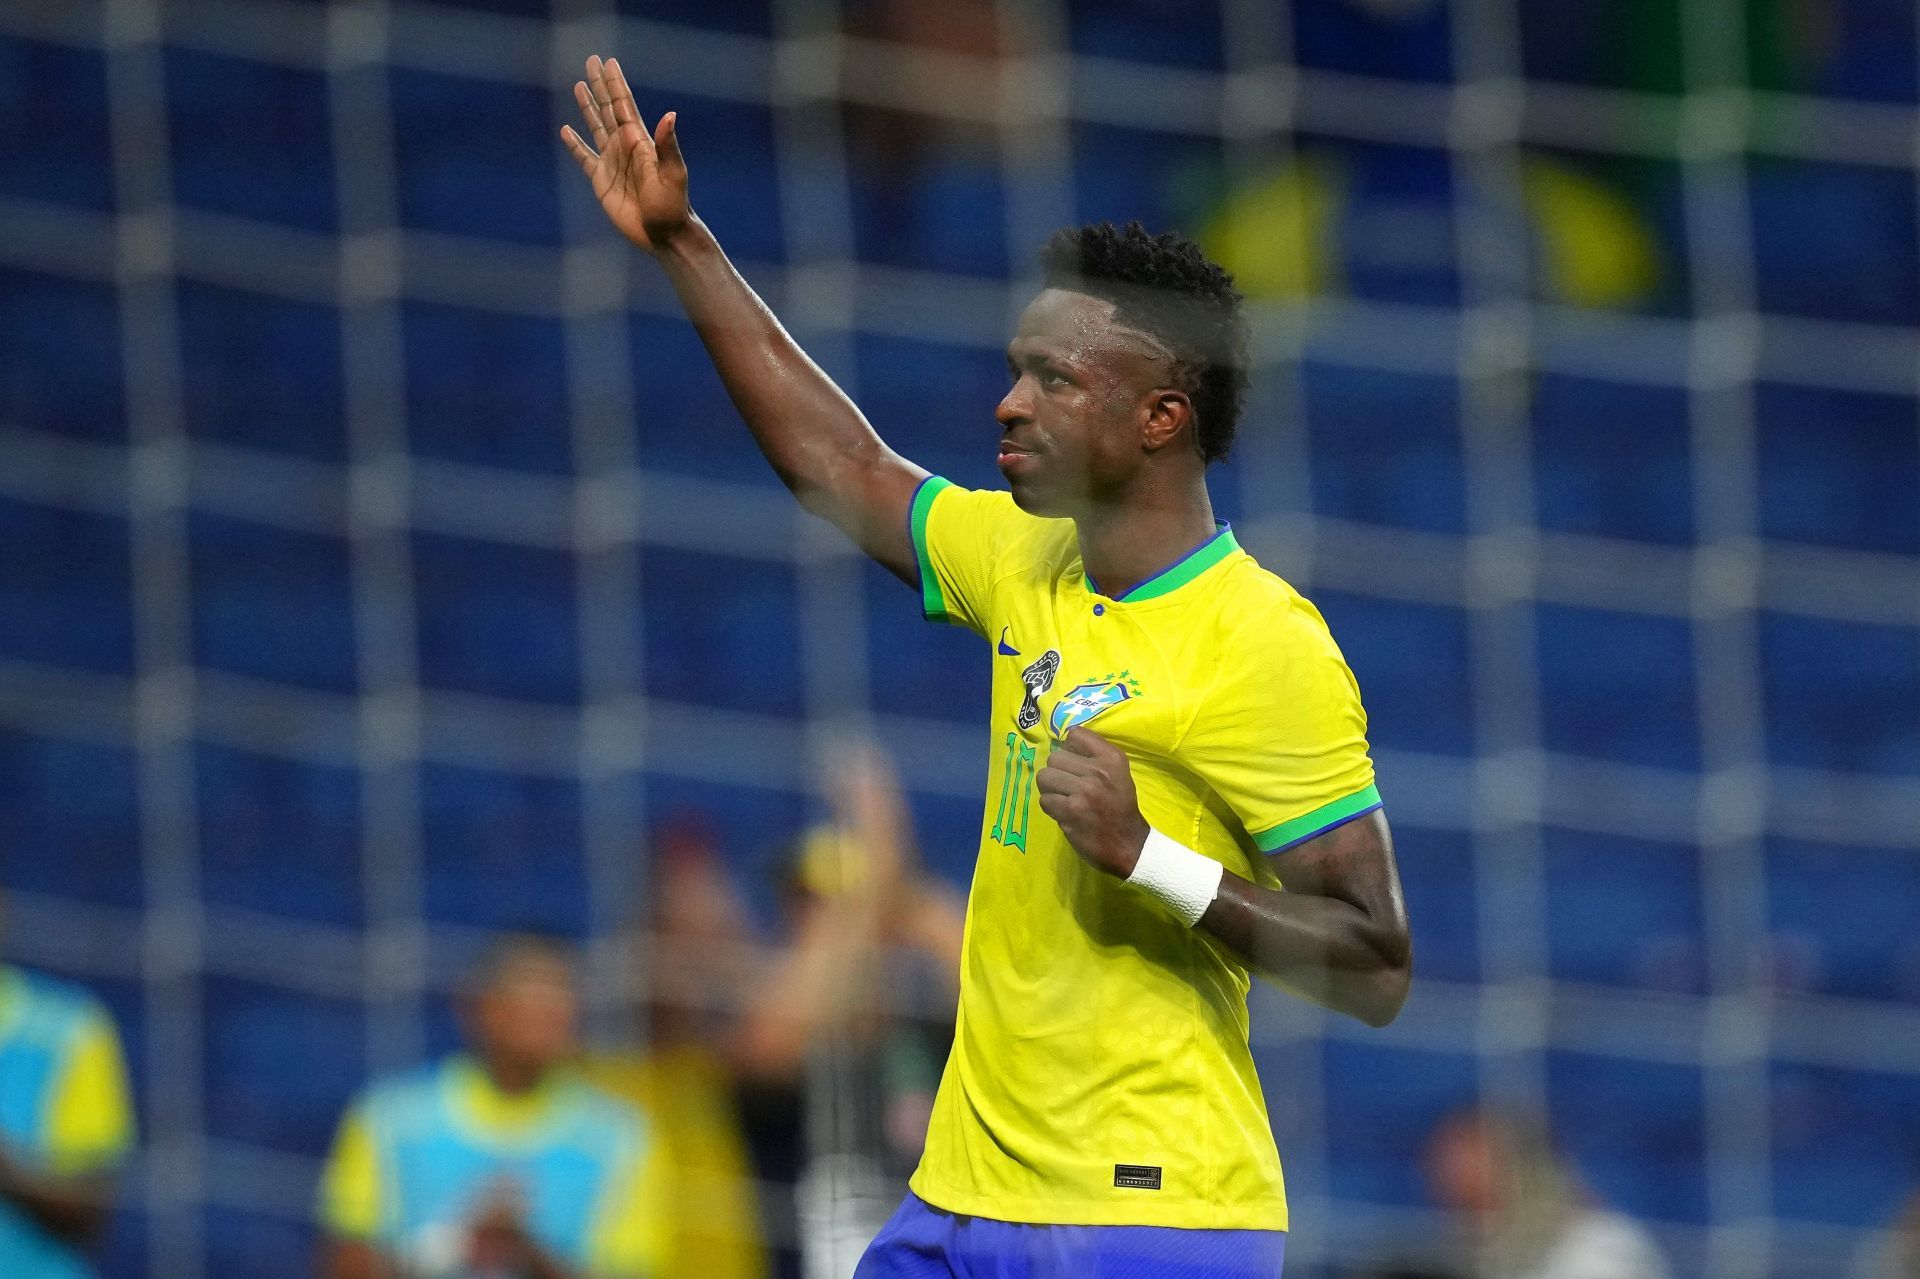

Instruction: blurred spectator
[0,907,135,1278]
[746,750,964,1279]
[592,748,964,1279]
[1425,1107,1670,1279]
[587,820,772,1279]
[1854,1189,1920,1278]
[1199,147,1662,312]
[318,937,665,1279]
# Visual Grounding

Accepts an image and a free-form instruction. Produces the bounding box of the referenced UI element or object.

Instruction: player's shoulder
[554,1072,653,1162]
[929,481,1077,574]
[355,1060,448,1131]
[569,1073,648,1129]
[5,966,115,1049]
[1208,553,1345,664]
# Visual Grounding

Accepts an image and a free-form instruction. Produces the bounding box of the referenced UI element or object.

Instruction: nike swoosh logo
[998,628,1021,657]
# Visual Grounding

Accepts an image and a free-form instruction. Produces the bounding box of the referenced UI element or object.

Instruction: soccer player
[561,54,1412,1277]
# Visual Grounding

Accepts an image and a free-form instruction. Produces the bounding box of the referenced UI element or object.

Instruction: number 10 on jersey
[991,731,1038,851]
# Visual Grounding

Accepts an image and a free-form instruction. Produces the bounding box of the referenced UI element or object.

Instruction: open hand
[560,55,693,254]
[1036,728,1149,878]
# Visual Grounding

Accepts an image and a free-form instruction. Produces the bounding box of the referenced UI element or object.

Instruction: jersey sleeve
[1177,603,1381,854]
[317,1103,383,1241]
[43,1006,134,1176]
[907,477,1026,637]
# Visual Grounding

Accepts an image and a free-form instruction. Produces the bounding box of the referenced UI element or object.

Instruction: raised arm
[560,55,926,582]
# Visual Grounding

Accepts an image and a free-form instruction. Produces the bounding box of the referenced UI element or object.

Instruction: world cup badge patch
[1049,670,1142,737]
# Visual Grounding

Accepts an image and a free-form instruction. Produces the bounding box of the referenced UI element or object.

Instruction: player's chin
[1002,466,1073,518]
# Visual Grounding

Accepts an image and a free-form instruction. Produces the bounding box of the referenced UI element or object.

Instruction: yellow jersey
[585,1045,769,1279]
[905,478,1380,1231]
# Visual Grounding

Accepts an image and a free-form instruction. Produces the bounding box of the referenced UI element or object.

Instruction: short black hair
[464,934,574,996]
[1038,221,1249,464]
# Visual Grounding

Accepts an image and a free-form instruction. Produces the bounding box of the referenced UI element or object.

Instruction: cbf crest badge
[1049,670,1143,738]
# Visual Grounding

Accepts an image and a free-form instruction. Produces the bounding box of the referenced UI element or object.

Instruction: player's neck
[480,1054,553,1097]
[1074,485,1217,601]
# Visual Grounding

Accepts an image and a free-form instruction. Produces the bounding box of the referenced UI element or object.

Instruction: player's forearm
[321,1238,396,1279]
[1196,873,1410,1027]
[657,221,901,515]
[0,1151,111,1249]
[732,904,883,1080]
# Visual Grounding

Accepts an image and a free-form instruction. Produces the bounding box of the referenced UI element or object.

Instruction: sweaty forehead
[1010,287,1170,367]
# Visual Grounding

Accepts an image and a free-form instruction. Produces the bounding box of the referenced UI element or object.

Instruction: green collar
[1085,522,1240,603]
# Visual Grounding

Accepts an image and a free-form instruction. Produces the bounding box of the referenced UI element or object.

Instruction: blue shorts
[853,1193,1286,1279]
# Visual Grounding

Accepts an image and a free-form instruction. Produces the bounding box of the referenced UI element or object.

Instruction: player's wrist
[653,213,715,264]
[1125,828,1224,927]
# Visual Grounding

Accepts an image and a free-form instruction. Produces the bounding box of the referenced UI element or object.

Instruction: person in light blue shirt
[0,958,137,1279]
[319,937,666,1279]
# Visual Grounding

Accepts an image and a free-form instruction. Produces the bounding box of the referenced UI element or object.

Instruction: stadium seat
[197,746,362,927]
[1312,592,1474,758]
[420,764,590,935]
[1757,382,1920,557]
[0,499,136,673]
[643,546,803,717]
[1542,827,1706,993]
[1320,1040,1478,1207]
[1549,1052,1708,1223]
[1749,161,1918,326]
[1765,838,1920,1002]
[403,304,572,474]
[0,36,113,209]
[412,532,580,704]
[1068,0,1227,70]
[202,1208,315,1279]
[166,49,336,234]
[1531,374,1693,545]
[1303,361,1466,534]
[1536,604,1701,770]
[0,734,144,908]
[1772,1063,1920,1227]
[1381,825,1478,984]
[178,283,348,463]
[1292,1,1453,82]
[190,515,358,693]
[391,69,561,245]
[0,268,126,443]
[1761,613,1920,777]
[201,977,365,1156]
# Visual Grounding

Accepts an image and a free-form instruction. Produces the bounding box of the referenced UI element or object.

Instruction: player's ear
[1141,389,1193,453]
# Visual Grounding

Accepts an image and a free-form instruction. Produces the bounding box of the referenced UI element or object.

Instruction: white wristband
[1126,828,1224,927]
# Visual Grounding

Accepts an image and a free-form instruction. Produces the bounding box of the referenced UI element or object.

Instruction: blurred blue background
[2,0,1919,1275]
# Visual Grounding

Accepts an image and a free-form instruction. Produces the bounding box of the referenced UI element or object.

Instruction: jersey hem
[908,1175,1289,1232]
[1253,783,1383,853]
[908,475,954,622]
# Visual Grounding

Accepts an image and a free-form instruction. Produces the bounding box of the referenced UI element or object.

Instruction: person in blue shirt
[319,936,666,1279]
[0,951,136,1278]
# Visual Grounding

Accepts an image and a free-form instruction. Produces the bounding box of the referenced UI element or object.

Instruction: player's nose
[995,380,1032,428]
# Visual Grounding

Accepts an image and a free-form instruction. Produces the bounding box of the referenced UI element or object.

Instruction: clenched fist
[1035,728,1150,878]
